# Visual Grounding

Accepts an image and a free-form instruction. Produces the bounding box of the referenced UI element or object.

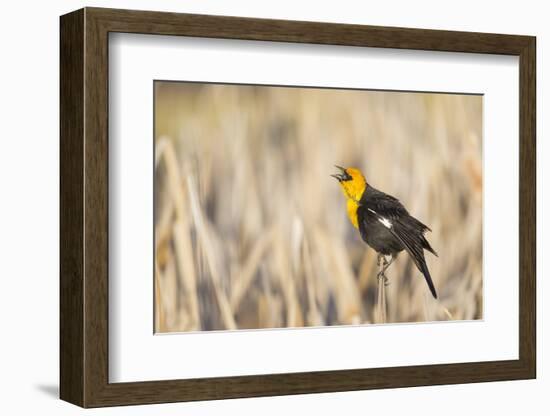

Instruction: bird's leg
[377,254,388,284]
[376,254,389,324]
[380,254,396,286]
[377,254,395,286]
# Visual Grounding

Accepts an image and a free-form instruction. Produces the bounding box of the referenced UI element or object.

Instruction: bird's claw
[377,271,389,286]
[377,254,392,286]
[377,254,388,267]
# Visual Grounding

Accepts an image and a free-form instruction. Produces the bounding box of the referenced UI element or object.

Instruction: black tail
[387,219,438,299]
[417,254,438,299]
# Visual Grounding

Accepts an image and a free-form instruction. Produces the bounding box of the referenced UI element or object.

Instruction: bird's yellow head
[331,166,367,202]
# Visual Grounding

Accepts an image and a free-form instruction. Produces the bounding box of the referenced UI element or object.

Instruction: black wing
[390,218,438,299]
[363,186,437,256]
[363,186,438,298]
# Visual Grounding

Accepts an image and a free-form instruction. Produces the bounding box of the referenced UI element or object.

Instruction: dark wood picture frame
[60,7,536,408]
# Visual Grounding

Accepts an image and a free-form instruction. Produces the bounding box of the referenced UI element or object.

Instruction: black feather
[356,185,438,299]
[388,220,438,299]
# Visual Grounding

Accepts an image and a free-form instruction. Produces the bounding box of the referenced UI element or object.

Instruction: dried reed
[154,83,482,332]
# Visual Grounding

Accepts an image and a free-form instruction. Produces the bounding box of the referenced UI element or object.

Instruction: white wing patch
[379,217,393,229]
[368,208,393,229]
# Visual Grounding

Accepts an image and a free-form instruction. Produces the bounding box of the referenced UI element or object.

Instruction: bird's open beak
[331,165,347,181]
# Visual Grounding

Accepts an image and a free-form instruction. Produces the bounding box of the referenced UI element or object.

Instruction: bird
[332,165,438,299]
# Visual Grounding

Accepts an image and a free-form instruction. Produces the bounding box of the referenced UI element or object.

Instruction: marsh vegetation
[154,82,482,332]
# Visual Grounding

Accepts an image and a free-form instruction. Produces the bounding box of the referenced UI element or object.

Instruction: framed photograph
[60,7,536,408]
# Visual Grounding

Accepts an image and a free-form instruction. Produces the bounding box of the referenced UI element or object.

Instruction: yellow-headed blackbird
[332,166,438,299]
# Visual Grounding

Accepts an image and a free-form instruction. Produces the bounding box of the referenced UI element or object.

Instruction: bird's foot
[377,271,389,286]
[377,254,388,267]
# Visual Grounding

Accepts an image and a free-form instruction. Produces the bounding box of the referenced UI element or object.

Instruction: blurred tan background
[154,81,482,333]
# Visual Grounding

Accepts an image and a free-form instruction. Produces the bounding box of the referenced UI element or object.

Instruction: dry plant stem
[230,225,277,310]
[273,230,302,327]
[312,228,361,324]
[377,255,388,324]
[186,174,237,330]
[172,220,200,329]
[302,235,323,326]
[154,259,166,332]
[442,305,454,320]
[159,138,200,329]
